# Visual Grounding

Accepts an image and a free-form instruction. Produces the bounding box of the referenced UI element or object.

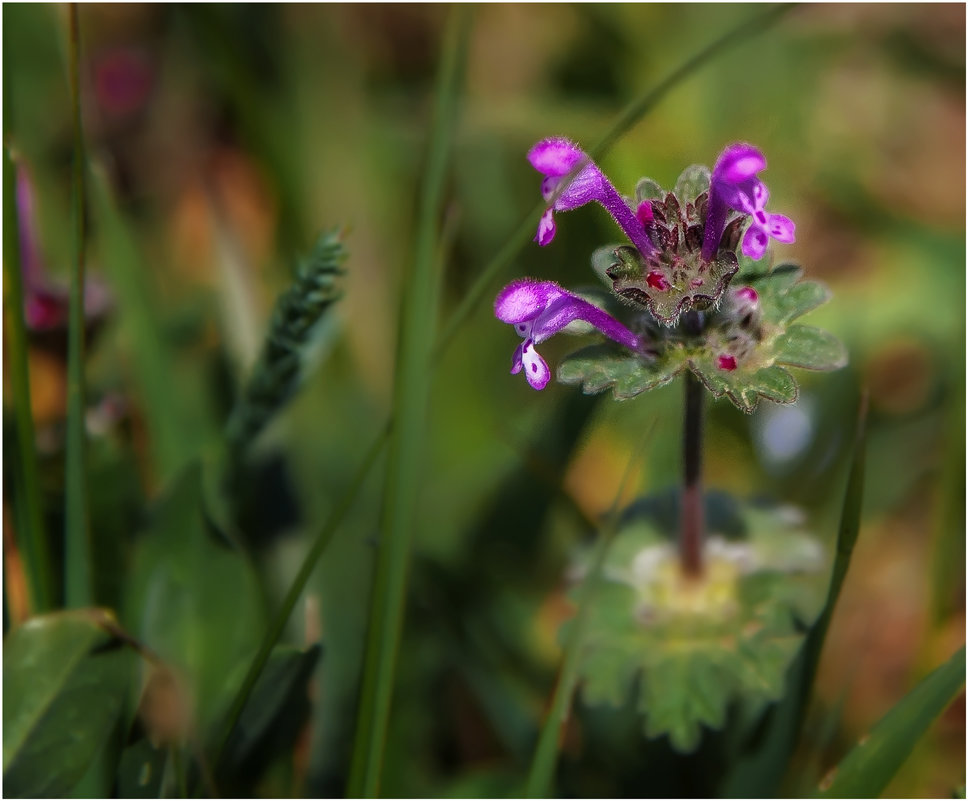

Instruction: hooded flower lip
[701,143,795,262]
[528,137,656,257]
[495,278,639,390]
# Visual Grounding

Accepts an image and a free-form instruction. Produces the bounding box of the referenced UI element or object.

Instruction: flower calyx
[596,167,742,326]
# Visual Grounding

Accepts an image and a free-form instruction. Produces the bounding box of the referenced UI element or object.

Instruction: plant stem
[680,365,705,578]
[64,2,92,608]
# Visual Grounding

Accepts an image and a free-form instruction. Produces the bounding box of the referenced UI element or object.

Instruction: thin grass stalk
[64,3,92,608]
[347,9,472,796]
[3,145,53,612]
[434,4,795,358]
[718,394,870,798]
[797,391,868,703]
[525,424,655,798]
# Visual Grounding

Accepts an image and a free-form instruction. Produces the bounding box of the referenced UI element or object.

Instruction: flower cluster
[494,139,798,392]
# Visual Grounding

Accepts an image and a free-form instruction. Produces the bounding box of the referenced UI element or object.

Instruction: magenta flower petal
[536,208,556,246]
[511,343,524,375]
[767,213,795,242]
[742,226,769,261]
[527,137,656,257]
[715,143,766,184]
[703,142,796,261]
[528,137,585,177]
[549,165,603,211]
[521,341,551,390]
[494,279,564,324]
[495,279,639,391]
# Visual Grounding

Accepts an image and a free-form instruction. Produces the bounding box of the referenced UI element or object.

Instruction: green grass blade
[800,393,868,698]
[89,165,194,481]
[931,318,965,624]
[3,146,53,612]
[347,8,472,797]
[525,425,655,798]
[720,393,868,797]
[588,4,795,161]
[816,646,966,798]
[434,3,795,357]
[63,4,92,608]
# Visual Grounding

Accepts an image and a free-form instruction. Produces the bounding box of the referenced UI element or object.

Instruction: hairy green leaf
[634,177,666,204]
[673,164,711,205]
[569,501,825,753]
[560,260,846,413]
[559,344,685,399]
[773,325,849,371]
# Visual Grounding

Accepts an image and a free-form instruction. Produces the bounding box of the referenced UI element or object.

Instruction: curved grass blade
[64,3,92,608]
[816,646,965,798]
[525,424,656,798]
[435,3,796,358]
[721,392,868,797]
[215,644,321,794]
[931,318,965,624]
[348,9,472,796]
[3,146,53,612]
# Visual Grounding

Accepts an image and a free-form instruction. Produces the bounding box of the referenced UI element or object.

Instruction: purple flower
[528,138,656,257]
[16,166,112,331]
[495,278,639,390]
[702,143,795,261]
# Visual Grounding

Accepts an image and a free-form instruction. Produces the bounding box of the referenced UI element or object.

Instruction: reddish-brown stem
[681,363,705,577]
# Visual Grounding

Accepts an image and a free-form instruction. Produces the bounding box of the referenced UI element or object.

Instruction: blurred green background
[3,4,964,797]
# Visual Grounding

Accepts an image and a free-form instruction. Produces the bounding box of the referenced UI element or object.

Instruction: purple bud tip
[715,143,767,184]
[735,286,758,305]
[717,354,738,371]
[646,270,671,291]
[636,201,654,225]
[527,137,585,177]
